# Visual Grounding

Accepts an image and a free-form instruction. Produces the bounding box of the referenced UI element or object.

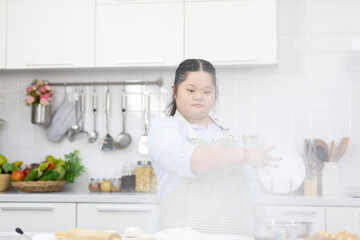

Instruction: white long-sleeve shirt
[148,116,262,204]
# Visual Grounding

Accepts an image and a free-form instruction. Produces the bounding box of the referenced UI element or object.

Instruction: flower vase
[31,104,51,125]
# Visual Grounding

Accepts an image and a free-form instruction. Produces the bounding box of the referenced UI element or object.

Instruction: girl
[148,59,280,235]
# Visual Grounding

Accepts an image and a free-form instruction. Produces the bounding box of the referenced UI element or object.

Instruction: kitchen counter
[1,191,360,206]
[263,195,360,207]
[0,191,158,204]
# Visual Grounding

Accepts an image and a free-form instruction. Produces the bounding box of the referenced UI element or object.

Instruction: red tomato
[11,170,25,181]
[23,168,31,176]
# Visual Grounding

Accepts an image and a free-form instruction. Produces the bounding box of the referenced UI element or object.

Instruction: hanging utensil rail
[33,78,163,87]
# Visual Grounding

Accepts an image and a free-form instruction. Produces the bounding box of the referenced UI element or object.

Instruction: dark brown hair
[167,59,218,116]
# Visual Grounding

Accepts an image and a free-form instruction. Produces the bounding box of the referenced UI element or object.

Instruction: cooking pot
[255,221,312,240]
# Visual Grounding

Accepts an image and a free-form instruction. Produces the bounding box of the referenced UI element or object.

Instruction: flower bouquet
[25,79,53,125]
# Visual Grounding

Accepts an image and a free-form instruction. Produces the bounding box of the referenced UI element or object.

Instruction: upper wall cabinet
[0,0,6,69]
[184,0,277,66]
[6,0,95,69]
[96,0,183,67]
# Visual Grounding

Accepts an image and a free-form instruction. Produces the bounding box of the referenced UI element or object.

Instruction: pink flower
[26,96,35,104]
[26,86,33,94]
[25,79,53,107]
[40,92,51,99]
[40,86,46,93]
[40,98,49,106]
[44,85,51,91]
[36,80,44,86]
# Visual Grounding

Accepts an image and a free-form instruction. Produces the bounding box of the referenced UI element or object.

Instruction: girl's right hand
[244,145,282,173]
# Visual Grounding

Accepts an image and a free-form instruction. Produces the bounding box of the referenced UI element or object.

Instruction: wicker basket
[11,180,66,192]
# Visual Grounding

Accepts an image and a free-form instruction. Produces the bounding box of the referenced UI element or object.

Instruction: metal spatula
[138,89,150,155]
[101,87,114,152]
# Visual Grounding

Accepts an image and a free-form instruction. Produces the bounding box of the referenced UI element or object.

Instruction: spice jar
[121,162,136,192]
[88,178,100,192]
[101,178,111,192]
[136,161,152,192]
[111,178,121,192]
[150,166,157,193]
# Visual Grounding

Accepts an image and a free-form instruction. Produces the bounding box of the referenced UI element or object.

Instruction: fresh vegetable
[53,166,66,180]
[24,169,38,181]
[38,171,60,181]
[0,155,7,166]
[23,168,31,176]
[39,162,48,172]
[11,170,25,181]
[13,161,23,169]
[2,163,16,174]
[28,163,40,169]
[63,150,86,183]
[45,155,57,163]
[44,162,55,172]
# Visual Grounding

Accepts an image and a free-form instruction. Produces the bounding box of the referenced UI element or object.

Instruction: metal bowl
[254,220,313,240]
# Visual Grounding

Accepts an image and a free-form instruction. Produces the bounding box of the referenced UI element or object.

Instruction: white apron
[157,112,255,235]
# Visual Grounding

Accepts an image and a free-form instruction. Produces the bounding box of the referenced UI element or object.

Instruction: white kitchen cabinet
[0,0,5,69]
[96,0,183,67]
[326,207,360,234]
[184,0,277,66]
[6,0,95,69]
[265,205,326,233]
[0,203,76,232]
[77,203,159,233]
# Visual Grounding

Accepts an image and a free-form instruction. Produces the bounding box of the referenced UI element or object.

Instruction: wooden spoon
[334,137,350,162]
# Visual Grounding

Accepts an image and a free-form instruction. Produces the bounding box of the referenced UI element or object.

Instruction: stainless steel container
[31,104,51,125]
[255,221,313,240]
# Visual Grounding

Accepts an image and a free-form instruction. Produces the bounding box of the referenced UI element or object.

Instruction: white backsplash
[1,0,360,192]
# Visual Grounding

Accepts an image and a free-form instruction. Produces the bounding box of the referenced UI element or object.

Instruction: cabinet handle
[1,206,54,211]
[113,59,164,65]
[209,58,258,64]
[25,61,75,66]
[282,210,316,215]
[97,206,153,212]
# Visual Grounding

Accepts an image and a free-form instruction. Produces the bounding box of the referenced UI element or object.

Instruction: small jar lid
[137,160,151,166]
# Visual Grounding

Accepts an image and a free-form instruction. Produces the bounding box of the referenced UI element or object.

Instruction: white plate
[258,146,305,194]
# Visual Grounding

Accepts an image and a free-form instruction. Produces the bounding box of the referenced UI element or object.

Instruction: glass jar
[101,178,111,192]
[136,161,152,192]
[111,178,121,192]
[150,165,157,193]
[88,178,100,192]
[121,162,136,192]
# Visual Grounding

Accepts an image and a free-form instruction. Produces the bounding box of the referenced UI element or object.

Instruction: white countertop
[262,195,360,207]
[1,190,360,207]
[0,191,158,204]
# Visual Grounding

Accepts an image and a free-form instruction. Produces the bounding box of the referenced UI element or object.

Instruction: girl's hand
[244,145,282,173]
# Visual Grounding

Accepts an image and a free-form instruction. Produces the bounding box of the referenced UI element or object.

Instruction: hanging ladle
[88,86,98,143]
[114,88,132,149]
[101,86,114,152]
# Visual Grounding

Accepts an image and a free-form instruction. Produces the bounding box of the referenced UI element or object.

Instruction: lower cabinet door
[77,203,159,233]
[0,202,76,232]
[326,207,360,234]
[265,205,326,233]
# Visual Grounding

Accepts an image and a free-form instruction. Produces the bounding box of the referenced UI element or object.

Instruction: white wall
[1,0,360,192]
